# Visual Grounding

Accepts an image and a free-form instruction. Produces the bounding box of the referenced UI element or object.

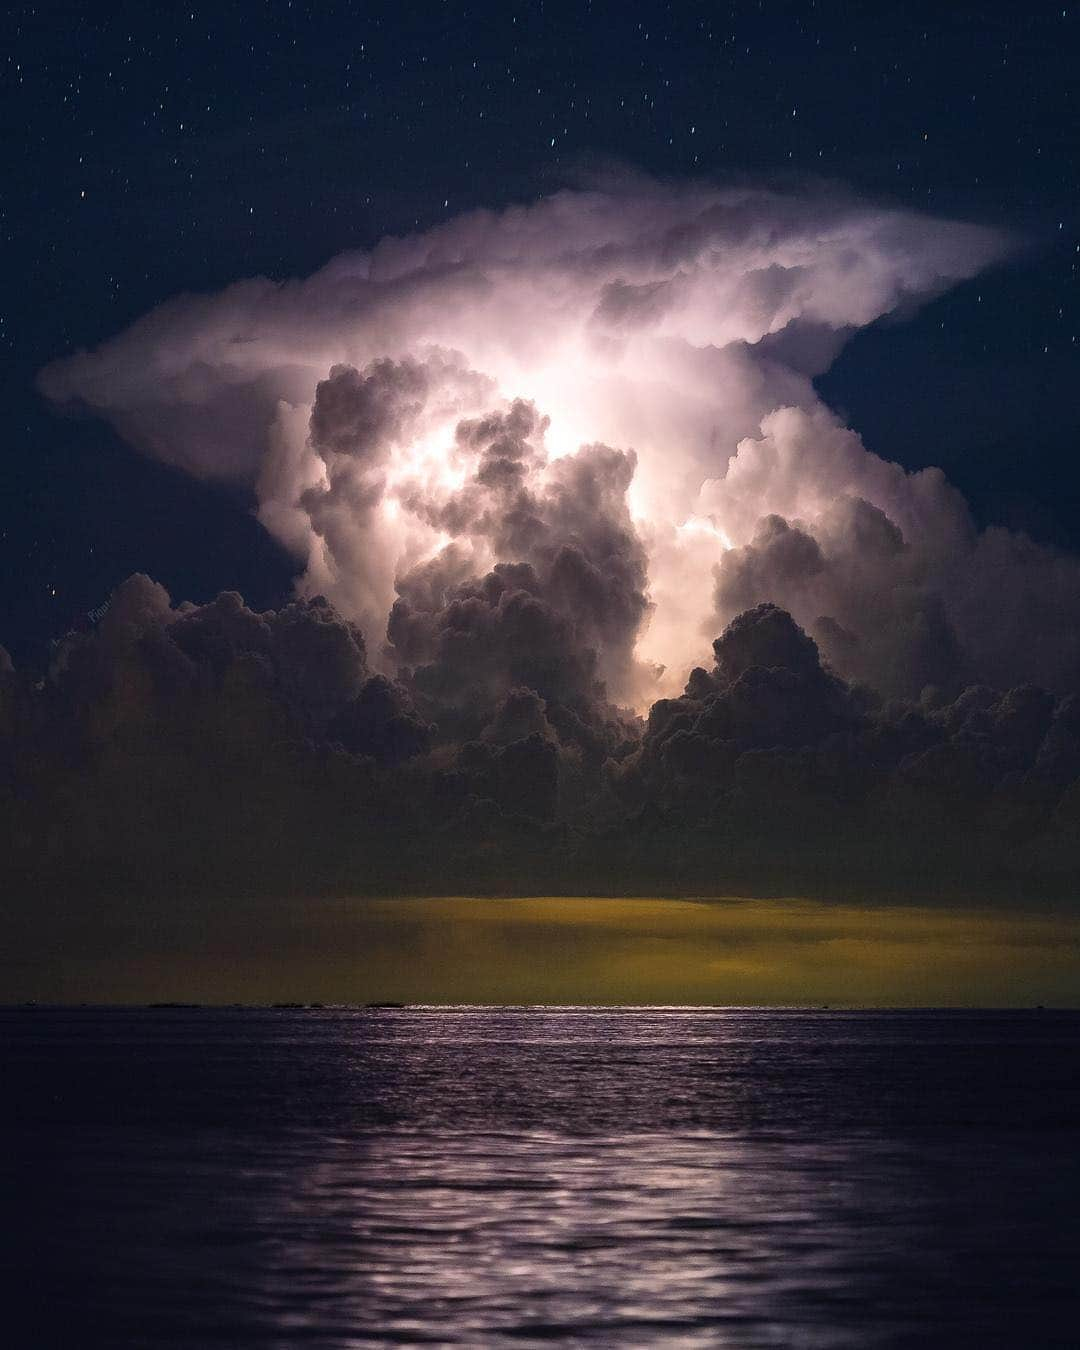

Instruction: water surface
[2,1007,1077,1346]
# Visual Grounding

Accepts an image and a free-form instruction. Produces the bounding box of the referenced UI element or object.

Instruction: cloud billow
[12,176,1080,899]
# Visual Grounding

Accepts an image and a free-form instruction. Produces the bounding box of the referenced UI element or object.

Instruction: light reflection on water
[2,1007,1078,1347]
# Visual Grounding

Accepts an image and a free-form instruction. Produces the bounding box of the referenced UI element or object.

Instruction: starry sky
[4,0,1079,667]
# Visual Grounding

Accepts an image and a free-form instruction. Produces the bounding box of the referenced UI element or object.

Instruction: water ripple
[2,1007,1078,1347]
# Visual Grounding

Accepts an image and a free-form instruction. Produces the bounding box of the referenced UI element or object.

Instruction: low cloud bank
[2,581,1078,900]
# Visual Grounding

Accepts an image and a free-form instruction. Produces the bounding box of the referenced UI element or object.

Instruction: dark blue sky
[3,0,1078,665]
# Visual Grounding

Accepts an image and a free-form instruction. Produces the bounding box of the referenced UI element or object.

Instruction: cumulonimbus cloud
[43,173,1078,710]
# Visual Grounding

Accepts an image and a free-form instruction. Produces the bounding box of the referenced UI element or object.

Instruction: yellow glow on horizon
[8,893,1080,1008]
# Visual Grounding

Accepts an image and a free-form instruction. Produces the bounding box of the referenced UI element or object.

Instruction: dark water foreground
[1,1007,1078,1348]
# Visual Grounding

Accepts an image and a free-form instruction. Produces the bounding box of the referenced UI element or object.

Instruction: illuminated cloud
[42,175,1050,703]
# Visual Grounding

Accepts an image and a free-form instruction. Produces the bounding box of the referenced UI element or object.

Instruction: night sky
[5,0,1079,666]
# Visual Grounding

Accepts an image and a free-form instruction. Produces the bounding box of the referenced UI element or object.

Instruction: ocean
[1,1006,1077,1347]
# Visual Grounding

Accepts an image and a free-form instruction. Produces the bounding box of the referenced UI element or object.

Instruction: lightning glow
[48,177,1078,708]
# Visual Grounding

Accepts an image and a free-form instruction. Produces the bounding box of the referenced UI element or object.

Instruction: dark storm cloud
[3,578,1080,902]
[711,487,1080,702]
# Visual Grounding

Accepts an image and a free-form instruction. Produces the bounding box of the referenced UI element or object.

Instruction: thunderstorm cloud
[9,175,1079,900]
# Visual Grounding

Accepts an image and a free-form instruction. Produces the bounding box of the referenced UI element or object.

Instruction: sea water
[1,1006,1077,1347]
